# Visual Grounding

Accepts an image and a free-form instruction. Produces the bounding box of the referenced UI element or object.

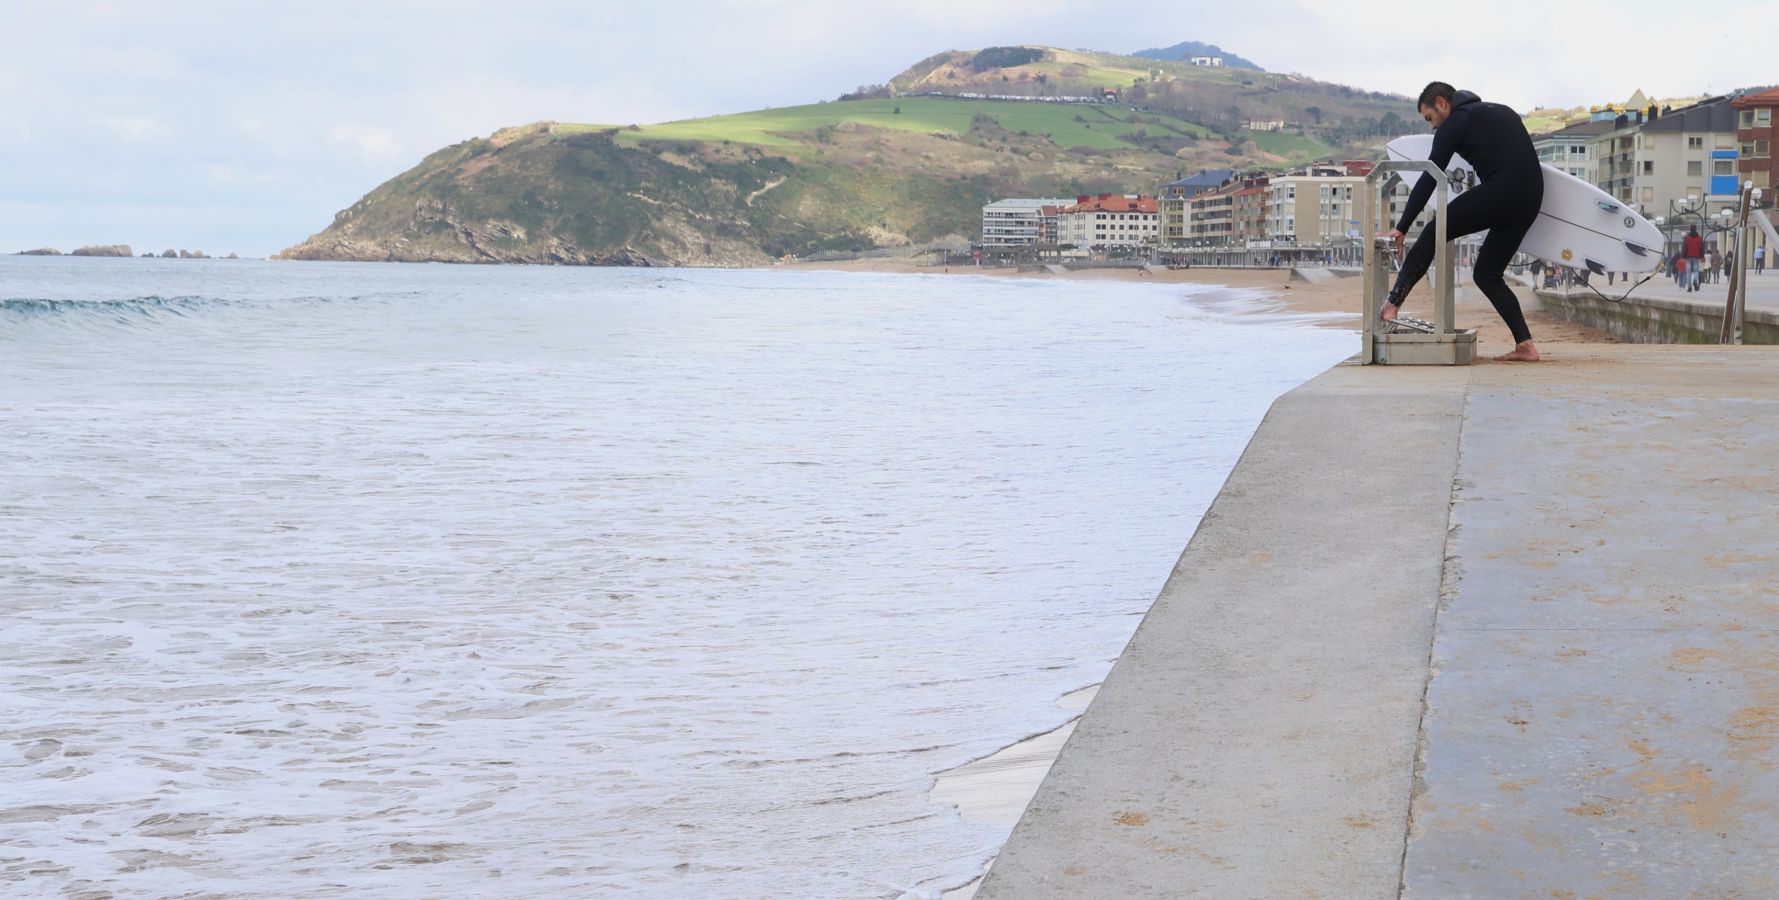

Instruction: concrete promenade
[977,347,1779,898]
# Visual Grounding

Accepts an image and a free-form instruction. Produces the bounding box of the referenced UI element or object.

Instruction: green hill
[280,45,1419,266]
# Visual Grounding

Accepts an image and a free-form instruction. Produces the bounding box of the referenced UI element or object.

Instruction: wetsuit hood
[1450,89,1482,108]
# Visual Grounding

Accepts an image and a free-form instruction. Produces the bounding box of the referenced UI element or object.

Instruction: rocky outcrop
[160,249,178,258]
[18,247,62,256]
[279,231,662,267]
[71,244,134,257]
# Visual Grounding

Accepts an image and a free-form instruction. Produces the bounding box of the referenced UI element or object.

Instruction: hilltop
[1129,41,1262,70]
[280,44,1417,266]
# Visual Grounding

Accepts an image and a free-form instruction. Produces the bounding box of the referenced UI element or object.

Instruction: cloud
[102,115,176,142]
[326,126,403,162]
[3,0,1777,256]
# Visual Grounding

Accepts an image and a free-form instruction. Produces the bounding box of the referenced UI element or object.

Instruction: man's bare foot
[1379,303,1400,322]
[1493,340,1541,362]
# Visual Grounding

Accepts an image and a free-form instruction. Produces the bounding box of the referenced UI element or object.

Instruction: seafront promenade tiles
[983,347,1779,898]
[1402,349,1779,896]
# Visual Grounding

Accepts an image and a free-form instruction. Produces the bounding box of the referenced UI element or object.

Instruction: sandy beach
[786,258,1618,354]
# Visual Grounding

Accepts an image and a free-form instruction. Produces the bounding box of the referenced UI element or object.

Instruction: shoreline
[782,257,1620,352]
[930,686,1100,900]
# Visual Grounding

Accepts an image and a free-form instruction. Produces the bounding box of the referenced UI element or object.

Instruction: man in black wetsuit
[1380,82,1544,362]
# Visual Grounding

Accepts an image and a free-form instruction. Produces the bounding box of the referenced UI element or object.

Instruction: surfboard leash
[1580,273,1654,305]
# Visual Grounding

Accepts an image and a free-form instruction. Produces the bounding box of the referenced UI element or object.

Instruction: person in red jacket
[1683,227,1705,292]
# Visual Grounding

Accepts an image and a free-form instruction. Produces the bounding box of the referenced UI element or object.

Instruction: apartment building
[1036,205,1065,245]
[1533,120,1615,181]
[1264,167,1365,245]
[1636,97,1738,211]
[980,198,1076,247]
[1733,87,1779,191]
[1185,176,1269,245]
[1592,112,1646,206]
[1058,194,1160,249]
[1158,169,1236,247]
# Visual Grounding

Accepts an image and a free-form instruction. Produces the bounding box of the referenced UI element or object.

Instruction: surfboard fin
[1596,200,1621,212]
[1583,257,1607,275]
[1624,242,1651,257]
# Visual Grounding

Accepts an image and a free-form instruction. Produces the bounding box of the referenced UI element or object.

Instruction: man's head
[1417,81,1457,129]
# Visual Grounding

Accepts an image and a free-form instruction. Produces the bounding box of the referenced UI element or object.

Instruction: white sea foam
[0,258,1352,897]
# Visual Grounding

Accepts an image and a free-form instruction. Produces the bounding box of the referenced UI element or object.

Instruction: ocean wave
[0,293,409,321]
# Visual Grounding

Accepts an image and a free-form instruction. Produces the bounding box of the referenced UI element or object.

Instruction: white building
[981,198,1076,247]
[1058,194,1160,249]
[1532,119,1614,181]
[1189,56,1223,67]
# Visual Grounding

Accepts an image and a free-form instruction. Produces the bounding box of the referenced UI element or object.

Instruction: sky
[3,0,1775,257]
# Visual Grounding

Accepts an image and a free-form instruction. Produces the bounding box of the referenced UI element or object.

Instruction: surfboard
[1385,134,1663,273]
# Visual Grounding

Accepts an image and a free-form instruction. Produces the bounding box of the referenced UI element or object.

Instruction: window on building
[1715,160,1735,176]
[1642,187,1654,204]
[1759,109,1773,127]
[1572,144,1587,155]
[1688,136,1704,149]
[1643,161,1654,175]
[1688,160,1703,177]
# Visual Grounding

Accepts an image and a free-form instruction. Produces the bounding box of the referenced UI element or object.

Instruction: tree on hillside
[838,84,891,101]
[1306,105,1323,124]
[971,46,1043,70]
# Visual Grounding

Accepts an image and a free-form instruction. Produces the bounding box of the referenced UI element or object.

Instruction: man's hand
[1383,229,1405,259]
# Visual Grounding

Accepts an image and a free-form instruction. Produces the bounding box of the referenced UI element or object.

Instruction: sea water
[0,257,1352,898]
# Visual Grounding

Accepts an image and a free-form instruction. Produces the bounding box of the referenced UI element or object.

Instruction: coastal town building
[1184,176,1269,246]
[1189,56,1223,67]
[980,198,1076,247]
[1158,169,1236,246]
[1036,204,1065,245]
[1263,167,1365,247]
[1733,87,1779,192]
[1591,110,1648,207]
[1639,96,1742,218]
[1532,119,1615,181]
[1058,194,1160,250]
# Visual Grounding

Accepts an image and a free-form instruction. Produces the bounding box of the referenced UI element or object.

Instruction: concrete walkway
[977,347,1779,898]
[1565,271,1779,313]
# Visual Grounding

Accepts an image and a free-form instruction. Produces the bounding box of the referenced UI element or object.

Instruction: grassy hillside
[574,97,1214,154]
[886,46,1412,141]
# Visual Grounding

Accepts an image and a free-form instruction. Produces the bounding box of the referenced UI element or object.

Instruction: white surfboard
[1386,134,1663,273]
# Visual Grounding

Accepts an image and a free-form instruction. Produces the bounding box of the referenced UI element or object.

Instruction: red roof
[1734,87,1779,107]
[1064,193,1158,214]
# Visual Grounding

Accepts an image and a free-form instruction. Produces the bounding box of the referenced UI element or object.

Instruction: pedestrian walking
[1684,227,1704,292]
[1757,245,1766,274]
